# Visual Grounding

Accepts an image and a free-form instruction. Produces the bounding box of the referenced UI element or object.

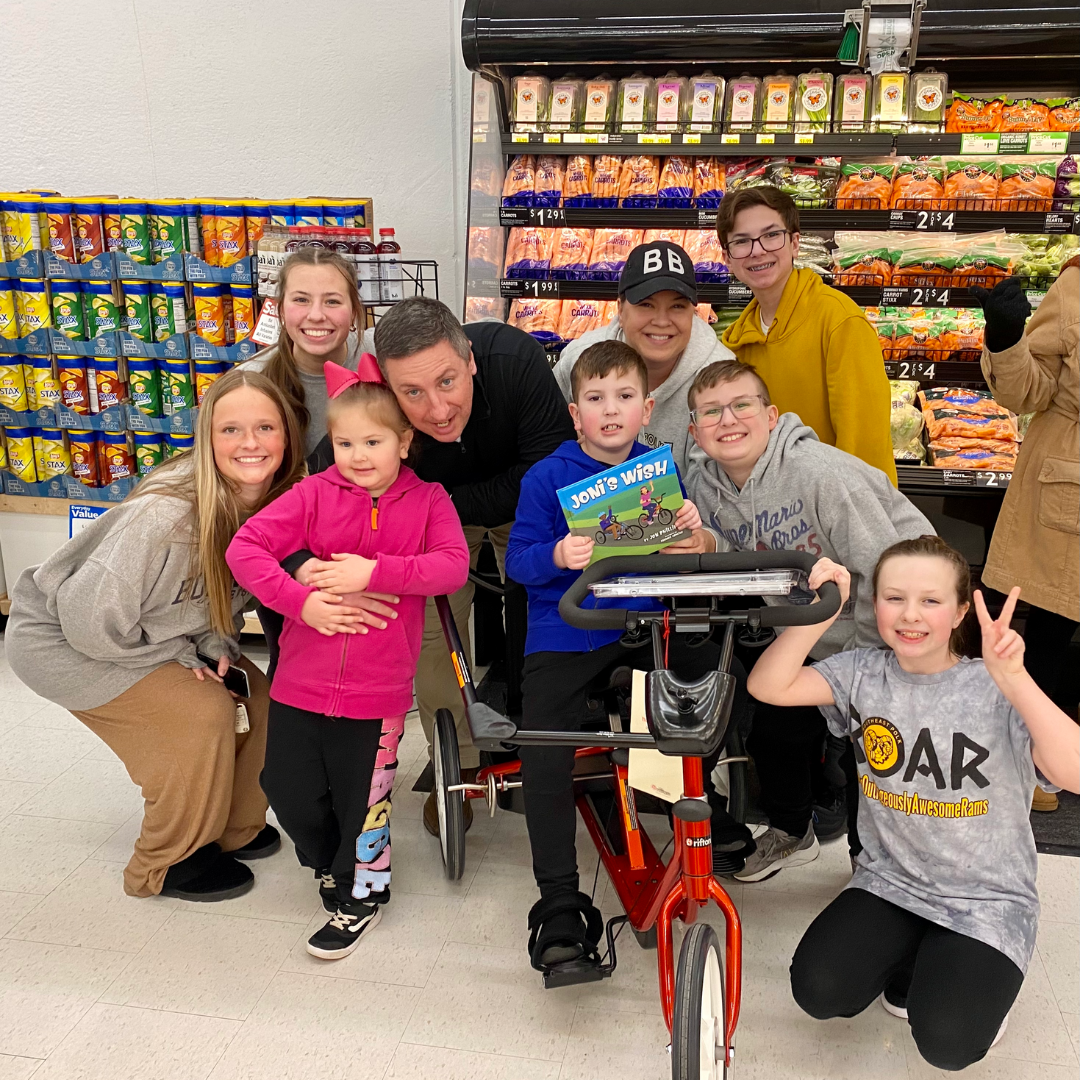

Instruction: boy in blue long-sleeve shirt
[506,340,727,976]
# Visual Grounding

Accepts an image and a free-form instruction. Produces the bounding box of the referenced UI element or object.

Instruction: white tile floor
[0,635,1076,1079]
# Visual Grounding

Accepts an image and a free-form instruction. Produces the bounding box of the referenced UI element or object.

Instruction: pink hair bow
[324,353,384,398]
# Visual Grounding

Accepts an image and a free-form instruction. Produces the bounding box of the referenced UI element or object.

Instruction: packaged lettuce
[910,71,948,132]
[795,70,833,133]
[891,400,925,459]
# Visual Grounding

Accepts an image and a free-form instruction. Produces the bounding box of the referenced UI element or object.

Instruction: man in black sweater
[311,298,574,834]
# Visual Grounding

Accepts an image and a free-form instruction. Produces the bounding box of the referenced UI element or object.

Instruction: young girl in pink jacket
[227,357,469,959]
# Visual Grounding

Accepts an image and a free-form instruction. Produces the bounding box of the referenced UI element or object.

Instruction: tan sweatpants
[71,655,269,898]
[415,522,511,770]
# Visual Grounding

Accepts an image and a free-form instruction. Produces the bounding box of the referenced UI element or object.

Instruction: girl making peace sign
[748,535,1079,1072]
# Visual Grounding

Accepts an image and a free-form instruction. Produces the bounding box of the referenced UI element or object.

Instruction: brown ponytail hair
[130,367,306,636]
[872,534,972,655]
[258,248,365,441]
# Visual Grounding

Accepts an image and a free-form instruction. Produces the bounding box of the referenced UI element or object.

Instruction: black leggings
[519,633,741,898]
[791,888,1023,1072]
[262,701,403,905]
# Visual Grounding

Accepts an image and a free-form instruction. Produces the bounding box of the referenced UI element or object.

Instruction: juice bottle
[377,228,403,303]
[356,228,380,305]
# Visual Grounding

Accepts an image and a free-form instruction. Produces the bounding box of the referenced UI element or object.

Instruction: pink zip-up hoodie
[226,465,469,719]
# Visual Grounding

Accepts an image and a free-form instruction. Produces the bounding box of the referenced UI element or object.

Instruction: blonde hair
[258,248,365,439]
[327,381,416,468]
[130,367,306,636]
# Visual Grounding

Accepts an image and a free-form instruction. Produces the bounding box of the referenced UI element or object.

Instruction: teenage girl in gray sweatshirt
[6,368,308,902]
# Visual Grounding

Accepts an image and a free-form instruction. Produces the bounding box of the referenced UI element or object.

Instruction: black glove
[970,276,1031,353]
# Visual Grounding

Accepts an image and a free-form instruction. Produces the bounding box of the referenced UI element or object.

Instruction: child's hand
[975,587,1025,682]
[675,499,702,532]
[306,554,377,595]
[809,557,851,607]
[554,534,594,570]
[293,559,317,586]
[661,529,717,554]
[301,591,369,636]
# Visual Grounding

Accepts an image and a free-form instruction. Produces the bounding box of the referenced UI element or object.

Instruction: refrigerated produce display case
[461,0,1079,561]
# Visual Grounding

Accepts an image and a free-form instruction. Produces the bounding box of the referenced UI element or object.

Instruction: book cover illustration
[556,445,690,562]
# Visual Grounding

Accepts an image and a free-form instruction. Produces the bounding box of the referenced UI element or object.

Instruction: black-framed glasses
[724,229,791,260]
[690,395,767,426]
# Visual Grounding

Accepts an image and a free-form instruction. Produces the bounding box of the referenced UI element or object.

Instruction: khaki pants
[415,522,511,770]
[71,656,269,898]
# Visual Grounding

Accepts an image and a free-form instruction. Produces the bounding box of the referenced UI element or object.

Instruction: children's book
[556,445,690,562]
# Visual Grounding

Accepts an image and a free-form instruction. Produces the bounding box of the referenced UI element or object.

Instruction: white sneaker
[734,822,819,882]
[991,1013,1008,1048]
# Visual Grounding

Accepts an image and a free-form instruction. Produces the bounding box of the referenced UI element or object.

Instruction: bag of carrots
[502,155,537,206]
[891,159,945,209]
[590,155,623,207]
[997,158,1058,211]
[892,247,960,287]
[658,156,695,207]
[836,162,896,210]
[919,386,1005,416]
[557,299,607,341]
[563,155,594,206]
[1048,97,1080,132]
[643,228,687,246]
[893,313,944,359]
[943,159,999,211]
[1000,98,1050,133]
[693,158,727,207]
[924,409,1018,442]
[835,247,894,286]
[935,309,985,359]
[549,227,595,280]
[508,298,562,342]
[944,94,1004,133]
[929,444,1018,470]
[617,155,661,207]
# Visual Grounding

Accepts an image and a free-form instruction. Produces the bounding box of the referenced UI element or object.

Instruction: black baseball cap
[618,240,698,305]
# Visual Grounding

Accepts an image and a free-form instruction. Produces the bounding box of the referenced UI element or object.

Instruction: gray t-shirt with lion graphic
[814,648,1041,973]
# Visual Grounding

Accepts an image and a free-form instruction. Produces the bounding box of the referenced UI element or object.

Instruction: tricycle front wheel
[672,922,730,1080]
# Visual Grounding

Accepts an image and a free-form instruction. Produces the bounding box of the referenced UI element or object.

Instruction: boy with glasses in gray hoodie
[682,359,931,882]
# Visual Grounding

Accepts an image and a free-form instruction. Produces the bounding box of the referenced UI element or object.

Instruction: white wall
[0,0,472,312]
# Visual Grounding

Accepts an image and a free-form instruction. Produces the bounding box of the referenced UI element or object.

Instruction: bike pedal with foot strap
[541,915,626,989]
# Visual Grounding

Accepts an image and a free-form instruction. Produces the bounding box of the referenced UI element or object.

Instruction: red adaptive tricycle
[432,550,839,1080]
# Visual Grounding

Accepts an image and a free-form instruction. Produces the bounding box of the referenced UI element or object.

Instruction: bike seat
[466,702,519,752]
[645,669,734,758]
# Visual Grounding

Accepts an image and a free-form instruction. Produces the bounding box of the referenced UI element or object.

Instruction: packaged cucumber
[795,71,833,133]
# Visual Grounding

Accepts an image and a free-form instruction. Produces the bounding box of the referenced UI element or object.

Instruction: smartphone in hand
[195,654,251,698]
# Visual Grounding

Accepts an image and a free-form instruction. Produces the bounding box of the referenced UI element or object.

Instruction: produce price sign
[889,209,956,231]
[1043,212,1080,234]
[884,359,939,380]
[500,278,560,298]
[942,469,1012,488]
[498,207,566,227]
[696,210,718,227]
[881,287,952,307]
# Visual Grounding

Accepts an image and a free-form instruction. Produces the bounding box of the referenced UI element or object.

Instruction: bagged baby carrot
[502,155,537,206]
[692,158,726,207]
[943,159,999,210]
[503,226,554,278]
[944,94,1004,133]
[683,229,727,282]
[997,158,1057,211]
[836,162,895,210]
[590,155,623,207]
[508,298,561,341]
[1048,98,1080,131]
[563,155,594,206]
[891,159,945,209]
[557,298,606,340]
[1000,98,1050,133]
[617,155,661,207]
[658,156,695,207]
[643,228,687,246]
[588,229,644,279]
[549,227,594,279]
[534,155,565,207]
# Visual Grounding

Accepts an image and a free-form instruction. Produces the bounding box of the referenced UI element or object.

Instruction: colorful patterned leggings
[262,701,405,905]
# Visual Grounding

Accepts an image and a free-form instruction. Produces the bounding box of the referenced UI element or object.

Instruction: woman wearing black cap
[554,239,734,473]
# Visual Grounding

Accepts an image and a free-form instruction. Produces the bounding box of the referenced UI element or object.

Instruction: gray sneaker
[734,822,819,882]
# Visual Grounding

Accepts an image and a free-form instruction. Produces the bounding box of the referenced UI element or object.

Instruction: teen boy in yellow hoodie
[717,187,897,485]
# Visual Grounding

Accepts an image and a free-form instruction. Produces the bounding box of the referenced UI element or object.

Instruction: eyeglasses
[690,395,766,426]
[724,229,791,260]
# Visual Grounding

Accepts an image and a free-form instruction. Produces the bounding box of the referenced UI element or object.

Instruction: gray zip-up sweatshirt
[686,413,932,658]
[6,489,247,711]
[553,315,734,475]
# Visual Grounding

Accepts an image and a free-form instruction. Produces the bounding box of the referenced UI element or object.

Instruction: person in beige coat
[975,261,1079,810]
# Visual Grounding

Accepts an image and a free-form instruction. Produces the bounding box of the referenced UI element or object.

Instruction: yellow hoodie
[722,268,897,485]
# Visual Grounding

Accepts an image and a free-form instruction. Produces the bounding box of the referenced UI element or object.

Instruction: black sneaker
[160,843,254,902]
[306,901,383,959]
[811,794,848,843]
[316,869,337,913]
